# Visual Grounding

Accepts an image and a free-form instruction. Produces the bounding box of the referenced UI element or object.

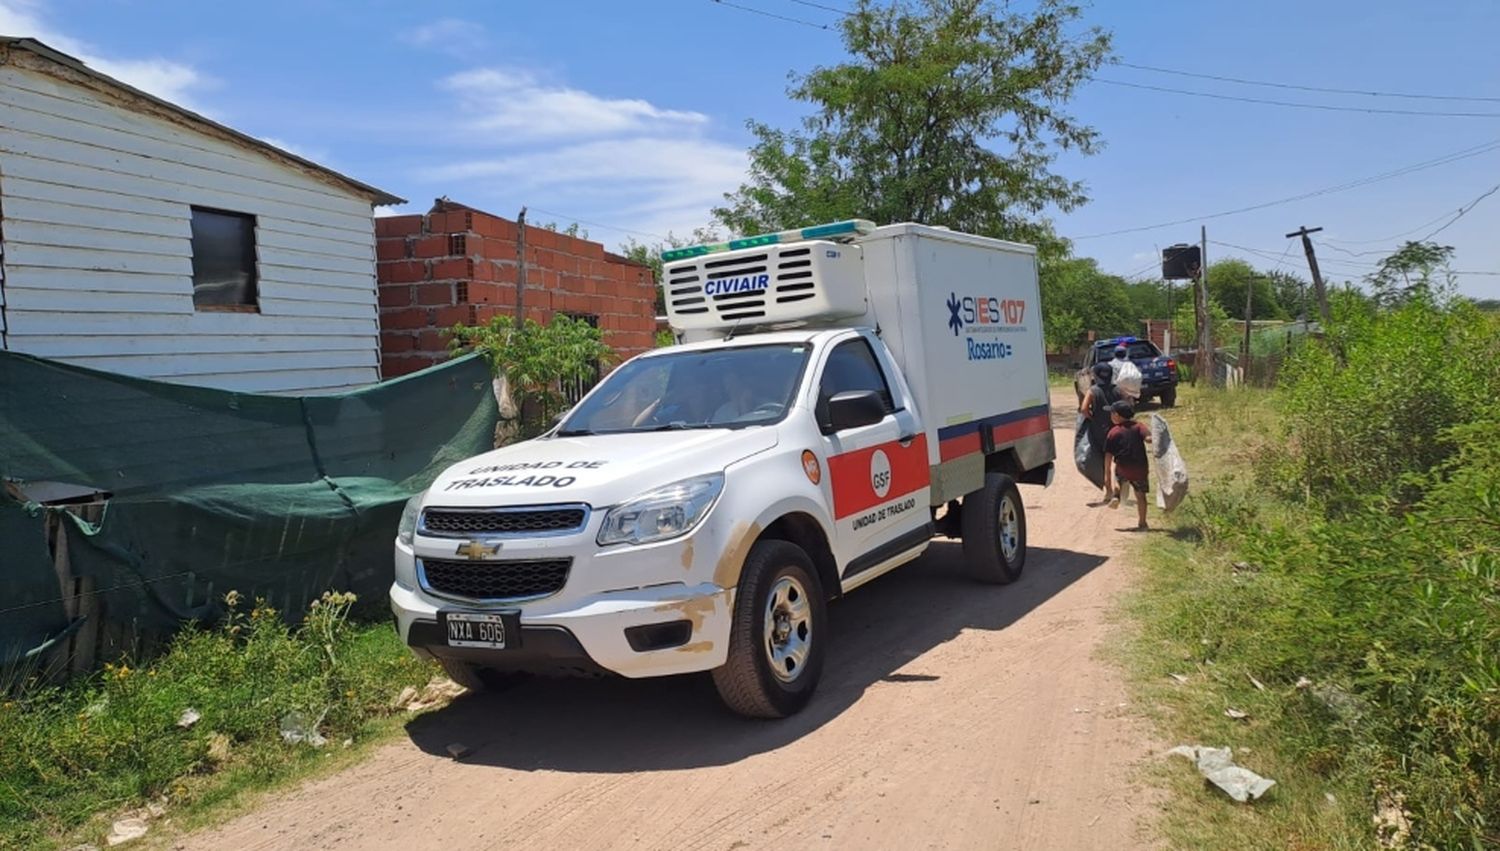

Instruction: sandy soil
[177,390,1161,850]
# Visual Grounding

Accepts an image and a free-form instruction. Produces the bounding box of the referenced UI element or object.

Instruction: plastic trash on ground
[278,710,327,748]
[1167,745,1275,802]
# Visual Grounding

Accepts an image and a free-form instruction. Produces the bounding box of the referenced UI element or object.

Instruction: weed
[0,592,434,849]
[1125,362,1500,847]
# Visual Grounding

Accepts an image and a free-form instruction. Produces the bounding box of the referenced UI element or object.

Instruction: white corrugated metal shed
[0,37,406,393]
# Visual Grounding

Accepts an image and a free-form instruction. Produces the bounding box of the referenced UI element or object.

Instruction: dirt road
[181,392,1160,850]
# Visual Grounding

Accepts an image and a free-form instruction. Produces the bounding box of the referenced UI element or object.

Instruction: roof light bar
[661,219,875,263]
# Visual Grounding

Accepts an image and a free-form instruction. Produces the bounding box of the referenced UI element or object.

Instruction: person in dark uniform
[1078,362,1120,504]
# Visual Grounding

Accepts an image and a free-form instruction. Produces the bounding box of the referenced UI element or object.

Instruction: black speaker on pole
[1161,244,1202,280]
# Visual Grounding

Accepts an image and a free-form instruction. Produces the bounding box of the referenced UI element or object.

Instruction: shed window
[190,207,258,310]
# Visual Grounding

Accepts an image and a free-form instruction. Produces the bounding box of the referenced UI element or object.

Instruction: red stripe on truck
[938,432,981,461]
[989,413,1052,445]
[827,435,930,519]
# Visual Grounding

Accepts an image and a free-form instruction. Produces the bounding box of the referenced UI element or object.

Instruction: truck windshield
[557,343,810,435]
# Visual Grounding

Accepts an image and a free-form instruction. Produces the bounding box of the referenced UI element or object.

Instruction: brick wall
[375,201,658,378]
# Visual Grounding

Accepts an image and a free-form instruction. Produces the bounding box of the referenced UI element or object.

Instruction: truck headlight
[597,474,724,547]
[397,494,422,546]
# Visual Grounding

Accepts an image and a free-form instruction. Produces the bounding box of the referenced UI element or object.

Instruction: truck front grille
[420,558,572,601]
[420,506,587,537]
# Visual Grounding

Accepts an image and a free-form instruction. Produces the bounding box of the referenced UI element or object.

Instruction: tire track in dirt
[177,390,1162,850]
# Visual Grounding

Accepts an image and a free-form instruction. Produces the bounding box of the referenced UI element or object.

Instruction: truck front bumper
[389,538,734,678]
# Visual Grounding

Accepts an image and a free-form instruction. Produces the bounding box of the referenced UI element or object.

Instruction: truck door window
[819,339,895,416]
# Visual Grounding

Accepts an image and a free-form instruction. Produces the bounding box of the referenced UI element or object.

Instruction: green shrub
[1273,292,1500,513]
[0,593,433,848]
[1140,334,1500,846]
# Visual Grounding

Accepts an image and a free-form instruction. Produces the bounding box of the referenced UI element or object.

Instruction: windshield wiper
[556,428,594,437]
[646,421,696,431]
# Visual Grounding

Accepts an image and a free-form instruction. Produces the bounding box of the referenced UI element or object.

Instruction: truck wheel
[712,540,827,718]
[439,659,525,693]
[960,472,1027,584]
[1160,388,1177,408]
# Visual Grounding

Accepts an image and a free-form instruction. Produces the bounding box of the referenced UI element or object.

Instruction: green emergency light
[660,219,876,264]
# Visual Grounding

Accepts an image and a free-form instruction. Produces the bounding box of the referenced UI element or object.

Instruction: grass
[0,592,438,850]
[1118,384,1373,848]
[1120,380,1500,849]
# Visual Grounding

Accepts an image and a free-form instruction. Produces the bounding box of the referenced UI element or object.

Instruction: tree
[620,228,722,316]
[1043,308,1084,354]
[1366,241,1456,307]
[447,314,613,436]
[538,221,588,240]
[713,0,1112,257]
[1039,257,1135,350]
[1267,270,1311,320]
[1123,279,1170,321]
[1205,259,1288,321]
[1173,292,1232,351]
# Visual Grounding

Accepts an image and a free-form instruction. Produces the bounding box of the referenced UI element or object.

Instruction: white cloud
[406,64,744,242]
[421,136,745,239]
[441,68,708,141]
[0,0,209,107]
[401,18,487,56]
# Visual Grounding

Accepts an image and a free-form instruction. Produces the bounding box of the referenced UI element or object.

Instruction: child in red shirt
[1104,401,1152,530]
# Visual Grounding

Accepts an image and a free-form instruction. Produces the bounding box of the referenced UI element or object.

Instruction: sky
[2,0,1497,298]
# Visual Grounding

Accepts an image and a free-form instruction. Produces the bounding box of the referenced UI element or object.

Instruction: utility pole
[1286,225,1329,324]
[515,206,528,328]
[1195,225,1215,387]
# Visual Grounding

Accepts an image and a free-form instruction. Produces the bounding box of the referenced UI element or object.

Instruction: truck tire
[712,540,827,718]
[1160,388,1177,408]
[960,472,1027,584]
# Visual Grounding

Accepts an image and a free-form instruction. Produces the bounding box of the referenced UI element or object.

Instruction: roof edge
[0,36,405,207]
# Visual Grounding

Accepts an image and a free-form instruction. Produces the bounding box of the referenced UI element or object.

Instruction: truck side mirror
[822,390,886,434]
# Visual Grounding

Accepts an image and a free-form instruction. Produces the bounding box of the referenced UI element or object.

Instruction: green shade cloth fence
[1,351,497,665]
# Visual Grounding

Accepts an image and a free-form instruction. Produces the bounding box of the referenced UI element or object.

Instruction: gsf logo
[870,449,892,499]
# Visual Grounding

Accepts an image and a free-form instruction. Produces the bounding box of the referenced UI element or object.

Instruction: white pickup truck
[390,221,1054,717]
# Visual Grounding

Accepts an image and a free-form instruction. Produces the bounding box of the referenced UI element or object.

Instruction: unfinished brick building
[375,200,657,379]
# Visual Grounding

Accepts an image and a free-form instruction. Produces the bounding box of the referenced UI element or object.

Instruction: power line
[1071,137,1500,239]
[1211,239,1380,274]
[1094,79,1500,119]
[1322,210,1460,248]
[787,0,853,14]
[1420,183,1500,241]
[710,0,831,29]
[1115,62,1500,104]
[525,207,670,242]
[1317,184,1500,259]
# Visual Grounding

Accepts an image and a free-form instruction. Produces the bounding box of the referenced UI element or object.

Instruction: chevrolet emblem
[456,540,501,560]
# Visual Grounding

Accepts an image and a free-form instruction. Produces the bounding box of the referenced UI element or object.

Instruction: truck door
[815,336,933,582]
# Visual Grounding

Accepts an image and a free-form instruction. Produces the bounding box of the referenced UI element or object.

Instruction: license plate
[441,611,509,649]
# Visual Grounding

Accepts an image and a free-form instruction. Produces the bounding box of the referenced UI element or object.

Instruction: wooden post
[1286,225,1329,324]
[515,206,528,326]
[1243,275,1255,364]
[1194,226,1215,387]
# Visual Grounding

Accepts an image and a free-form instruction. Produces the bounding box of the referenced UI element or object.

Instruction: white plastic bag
[1151,413,1189,511]
[1112,358,1143,401]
